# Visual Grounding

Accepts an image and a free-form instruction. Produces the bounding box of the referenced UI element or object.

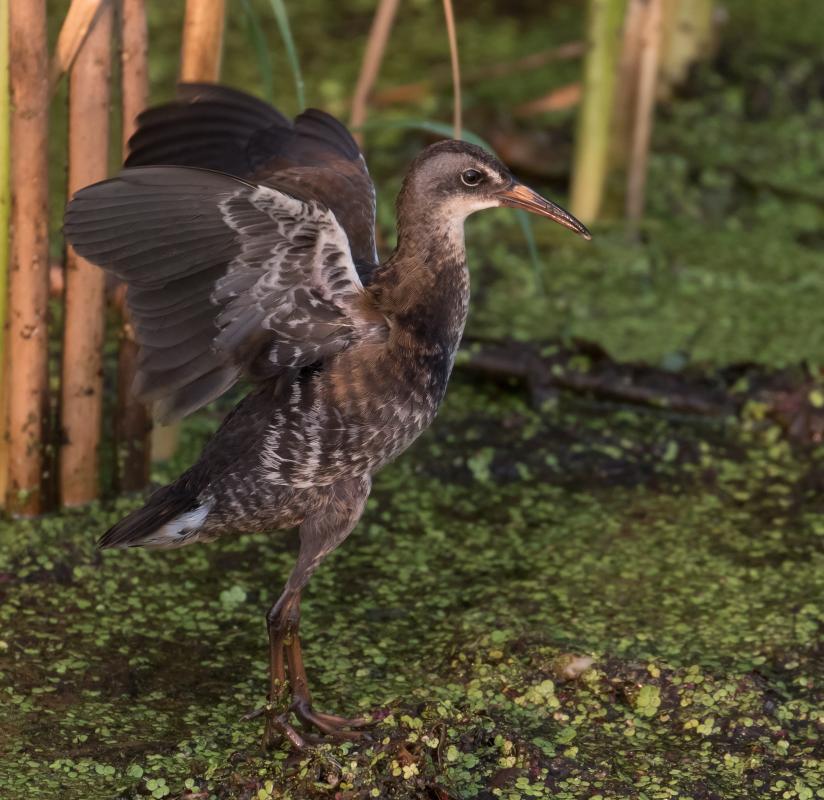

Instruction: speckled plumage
[97,188,471,547]
[63,84,589,746]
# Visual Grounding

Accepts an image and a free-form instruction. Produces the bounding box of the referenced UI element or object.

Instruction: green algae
[12,2,824,797]
[1,378,822,799]
[467,62,824,367]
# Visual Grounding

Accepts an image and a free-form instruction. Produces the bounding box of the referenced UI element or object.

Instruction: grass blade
[267,0,305,110]
[241,0,274,104]
[514,210,541,281]
[441,0,462,138]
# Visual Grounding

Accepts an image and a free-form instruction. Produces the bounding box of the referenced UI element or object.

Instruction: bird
[63,83,590,749]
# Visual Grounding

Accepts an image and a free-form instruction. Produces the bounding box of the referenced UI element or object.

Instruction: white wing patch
[214,184,371,371]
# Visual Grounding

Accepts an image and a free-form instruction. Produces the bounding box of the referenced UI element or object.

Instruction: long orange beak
[497,182,592,240]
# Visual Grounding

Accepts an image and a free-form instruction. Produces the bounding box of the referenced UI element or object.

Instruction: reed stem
[570,0,626,224]
[116,0,151,491]
[626,0,663,228]
[442,0,462,139]
[350,0,400,146]
[0,0,10,507]
[180,0,225,82]
[7,0,50,514]
[60,1,113,506]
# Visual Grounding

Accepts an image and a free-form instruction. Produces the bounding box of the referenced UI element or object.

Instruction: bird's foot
[290,697,374,741]
[262,705,307,750]
[243,698,376,749]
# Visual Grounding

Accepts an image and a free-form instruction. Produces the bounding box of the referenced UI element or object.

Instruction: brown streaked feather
[63,166,388,423]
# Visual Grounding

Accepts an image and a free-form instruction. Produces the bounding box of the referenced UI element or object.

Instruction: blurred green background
[45,0,824,367]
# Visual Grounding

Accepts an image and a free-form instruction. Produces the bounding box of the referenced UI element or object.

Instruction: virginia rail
[64,84,590,749]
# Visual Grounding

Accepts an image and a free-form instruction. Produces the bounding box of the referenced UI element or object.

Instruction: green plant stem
[570,0,626,224]
[268,0,304,110]
[241,0,273,104]
[659,0,714,96]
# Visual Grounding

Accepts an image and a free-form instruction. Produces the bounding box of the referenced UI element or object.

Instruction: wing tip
[295,108,361,161]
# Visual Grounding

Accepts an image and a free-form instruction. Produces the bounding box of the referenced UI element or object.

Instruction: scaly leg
[259,590,304,749]
[285,623,372,739]
[250,477,375,748]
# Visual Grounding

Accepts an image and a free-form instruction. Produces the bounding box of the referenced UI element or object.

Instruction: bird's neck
[372,215,470,355]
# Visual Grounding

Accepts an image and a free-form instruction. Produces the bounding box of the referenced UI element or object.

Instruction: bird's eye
[461,169,483,187]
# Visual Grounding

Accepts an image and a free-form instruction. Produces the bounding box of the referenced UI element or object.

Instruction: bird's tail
[98,481,211,550]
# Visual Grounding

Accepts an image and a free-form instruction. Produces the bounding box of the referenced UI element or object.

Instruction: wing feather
[125,83,378,270]
[64,166,386,422]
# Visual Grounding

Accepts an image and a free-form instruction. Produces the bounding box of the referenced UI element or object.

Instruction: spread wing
[126,83,378,273]
[64,166,386,423]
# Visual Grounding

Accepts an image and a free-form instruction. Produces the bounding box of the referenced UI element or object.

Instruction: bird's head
[398,139,591,240]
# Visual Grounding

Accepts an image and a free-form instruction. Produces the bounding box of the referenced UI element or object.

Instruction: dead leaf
[49,0,110,92]
[515,83,582,116]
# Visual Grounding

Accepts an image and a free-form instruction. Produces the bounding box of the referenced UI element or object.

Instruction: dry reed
[350,0,400,145]
[60,2,113,506]
[6,0,50,515]
[180,0,226,82]
[116,0,151,491]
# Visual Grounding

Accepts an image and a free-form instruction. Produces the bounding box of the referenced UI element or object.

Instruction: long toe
[291,698,374,740]
[263,709,307,751]
[306,708,374,729]
[242,704,268,722]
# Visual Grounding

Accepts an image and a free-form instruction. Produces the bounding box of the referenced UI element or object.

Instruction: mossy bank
[1,378,822,798]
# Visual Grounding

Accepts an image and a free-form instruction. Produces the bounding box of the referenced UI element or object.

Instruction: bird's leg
[255,477,376,747]
[285,629,372,738]
[256,589,305,749]
[266,590,300,705]
[256,598,370,745]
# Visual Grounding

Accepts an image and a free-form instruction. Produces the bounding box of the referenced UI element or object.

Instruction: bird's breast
[259,328,461,488]
[261,260,470,488]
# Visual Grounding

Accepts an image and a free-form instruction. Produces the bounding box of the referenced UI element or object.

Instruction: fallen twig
[457,337,824,444]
